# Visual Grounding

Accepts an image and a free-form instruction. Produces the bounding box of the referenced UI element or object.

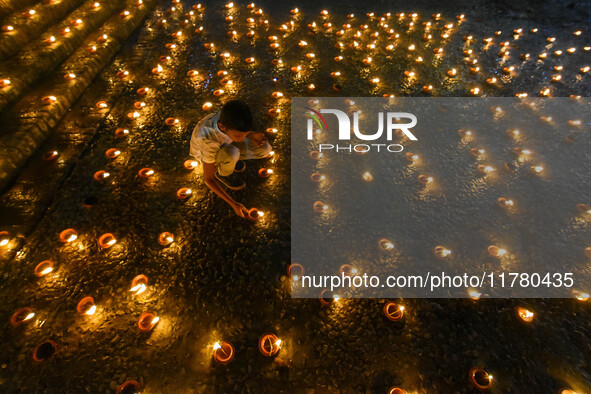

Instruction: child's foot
[216,172,246,190]
[234,160,246,173]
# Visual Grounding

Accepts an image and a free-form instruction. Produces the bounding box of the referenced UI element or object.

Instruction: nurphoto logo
[305,107,418,153]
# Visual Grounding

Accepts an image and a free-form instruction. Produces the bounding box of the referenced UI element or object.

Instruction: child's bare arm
[202,162,249,218]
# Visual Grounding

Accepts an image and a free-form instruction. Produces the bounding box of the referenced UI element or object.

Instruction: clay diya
[383,302,405,321]
[213,341,235,365]
[33,340,57,363]
[258,333,281,356]
[137,312,159,332]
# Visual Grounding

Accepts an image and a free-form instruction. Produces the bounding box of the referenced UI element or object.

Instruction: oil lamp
[0,232,9,247]
[177,188,192,200]
[383,302,404,321]
[33,341,57,363]
[497,197,514,208]
[137,87,149,95]
[516,306,534,322]
[477,165,496,175]
[59,229,78,242]
[469,367,493,390]
[433,246,452,258]
[379,238,394,250]
[115,128,129,137]
[184,160,199,170]
[152,64,163,74]
[117,71,129,78]
[77,297,96,315]
[98,233,117,248]
[388,388,407,394]
[138,168,155,178]
[43,150,59,161]
[213,341,235,364]
[10,308,35,327]
[130,275,148,295]
[470,148,485,158]
[34,261,54,277]
[64,73,76,80]
[95,101,108,109]
[158,232,174,246]
[288,263,304,280]
[42,96,57,105]
[468,288,482,300]
[202,102,213,111]
[487,245,506,258]
[258,168,273,178]
[417,174,433,185]
[572,290,589,301]
[116,381,141,394]
[530,165,544,175]
[319,289,338,305]
[137,312,159,332]
[310,151,323,160]
[447,68,457,77]
[259,333,282,356]
[310,172,325,182]
[246,208,264,221]
[313,201,328,213]
[165,117,179,126]
[1,25,14,32]
[339,264,358,276]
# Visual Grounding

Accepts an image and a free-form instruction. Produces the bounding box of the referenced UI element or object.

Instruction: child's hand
[249,132,267,147]
[231,202,250,219]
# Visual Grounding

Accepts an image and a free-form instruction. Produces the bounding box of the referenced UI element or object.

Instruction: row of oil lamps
[4,252,587,393]
[4,3,584,99]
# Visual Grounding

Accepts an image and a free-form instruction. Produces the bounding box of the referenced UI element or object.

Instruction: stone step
[0,0,158,193]
[0,0,87,61]
[0,1,167,237]
[0,0,125,114]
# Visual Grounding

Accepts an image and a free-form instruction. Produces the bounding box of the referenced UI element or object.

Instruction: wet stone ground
[0,0,590,393]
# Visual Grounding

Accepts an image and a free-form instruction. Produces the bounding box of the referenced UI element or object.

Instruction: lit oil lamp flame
[130,283,147,294]
[213,342,222,350]
[41,267,53,275]
[517,307,534,322]
[469,289,481,300]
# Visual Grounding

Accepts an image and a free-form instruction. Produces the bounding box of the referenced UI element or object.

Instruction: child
[189,100,272,219]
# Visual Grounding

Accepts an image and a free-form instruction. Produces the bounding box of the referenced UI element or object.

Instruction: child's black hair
[219,100,253,132]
